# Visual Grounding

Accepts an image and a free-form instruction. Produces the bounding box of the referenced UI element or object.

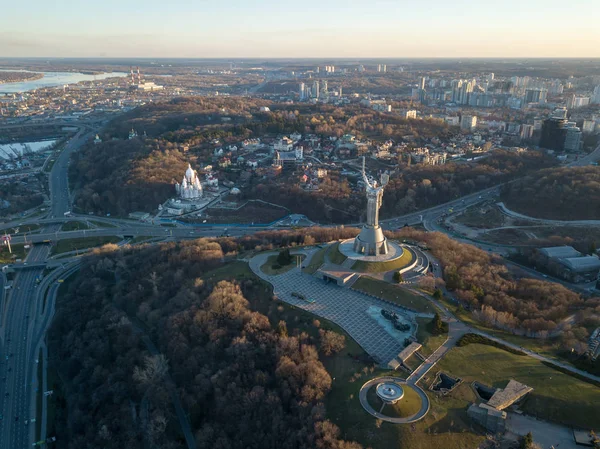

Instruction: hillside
[49,237,362,449]
[501,166,600,220]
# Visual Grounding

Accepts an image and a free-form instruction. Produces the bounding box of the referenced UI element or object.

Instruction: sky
[2,0,600,58]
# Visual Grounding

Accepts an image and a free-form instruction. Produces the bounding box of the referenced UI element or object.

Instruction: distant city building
[524,88,547,104]
[520,124,535,140]
[460,115,477,131]
[583,119,596,133]
[299,82,306,100]
[312,81,320,99]
[93,134,102,144]
[128,129,138,140]
[445,116,460,126]
[401,109,417,119]
[567,94,591,109]
[564,123,582,152]
[274,147,303,167]
[540,118,568,151]
[592,85,600,104]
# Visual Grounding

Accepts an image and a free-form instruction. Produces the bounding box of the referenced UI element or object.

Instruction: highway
[0,121,95,449]
[0,245,47,449]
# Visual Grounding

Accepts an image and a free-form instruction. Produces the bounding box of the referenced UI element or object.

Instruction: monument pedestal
[353,225,389,256]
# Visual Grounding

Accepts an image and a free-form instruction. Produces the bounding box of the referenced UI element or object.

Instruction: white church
[175,164,203,200]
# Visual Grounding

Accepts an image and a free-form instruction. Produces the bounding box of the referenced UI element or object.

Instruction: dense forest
[501,166,600,220]
[69,139,191,215]
[248,150,556,223]
[49,228,363,449]
[393,228,600,353]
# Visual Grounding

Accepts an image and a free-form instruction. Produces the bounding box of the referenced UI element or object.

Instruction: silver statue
[354,157,390,255]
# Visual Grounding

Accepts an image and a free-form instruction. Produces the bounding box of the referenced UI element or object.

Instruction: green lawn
[129,236,153,244]
[6,224,40,234]
[303,246,328,274]
[51,236,120,255]
[437,343,600,429]
[439,297,562,359]
[61,221,89,231]
[89,220,117,228]
[416,317,448,357]
[0,244,27,264]
[260,254,306,275]
[328,242,347,265]
[352,277,436,314]
[366,383,423,418]
[352,246,414,273]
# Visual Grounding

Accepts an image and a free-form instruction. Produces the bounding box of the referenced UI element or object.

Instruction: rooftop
[539,246,581,259]
[559,256,600,272]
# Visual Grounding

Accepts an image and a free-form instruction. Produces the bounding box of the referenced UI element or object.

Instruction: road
[0,245,47,449]
[0,121,95,448]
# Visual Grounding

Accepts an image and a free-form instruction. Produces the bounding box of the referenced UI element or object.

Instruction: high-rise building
[564,123,582,152]
[592,85,600,104]
[322,80,328,93]
[567,95,591,109]
[520,124,535,140]
[312,81,320,99]
[299,82,306,100]
[582,119,596,133]
[524,88,548,104]
[338,86,343,97]
[419,77,426,90]
[460,115,477,131]
[540,118,568,151]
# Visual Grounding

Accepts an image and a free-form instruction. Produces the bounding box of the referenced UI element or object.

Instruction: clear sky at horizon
[2,0,599,58]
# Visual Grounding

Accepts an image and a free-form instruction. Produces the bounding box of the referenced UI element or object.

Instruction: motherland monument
[353,157,390,256]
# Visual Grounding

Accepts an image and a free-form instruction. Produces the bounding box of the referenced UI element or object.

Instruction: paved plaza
[249,249,430,366]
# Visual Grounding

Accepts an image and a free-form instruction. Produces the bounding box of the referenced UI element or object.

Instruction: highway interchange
[0,122,599,448]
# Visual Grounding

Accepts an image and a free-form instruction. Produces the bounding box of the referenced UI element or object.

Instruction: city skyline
[2,0,600,58]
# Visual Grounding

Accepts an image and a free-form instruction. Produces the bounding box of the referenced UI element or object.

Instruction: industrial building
[536,246,600,283]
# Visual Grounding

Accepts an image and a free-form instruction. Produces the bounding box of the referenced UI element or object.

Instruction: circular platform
[338,239,405,263]
[376,382,404,404]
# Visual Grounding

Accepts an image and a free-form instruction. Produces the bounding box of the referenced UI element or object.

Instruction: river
[0,69,127,94]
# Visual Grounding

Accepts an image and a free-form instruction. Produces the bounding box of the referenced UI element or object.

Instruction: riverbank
[0,71,44,84]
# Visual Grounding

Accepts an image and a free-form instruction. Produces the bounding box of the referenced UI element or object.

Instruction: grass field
[437,343,600,429]
[366,383,423,418]
[260,254,306,275]
[89,220,117,228]
[328,241,347,265]
[352,277,436,314]
[438,297,562,359]
[416,317,448,357]
[51,236,120,255]
[129,236,154,244]
[303,246,328,274]
[352,246,414,273]
[6,224,40,234]
[0,244,27,264]
[60,221,89,231]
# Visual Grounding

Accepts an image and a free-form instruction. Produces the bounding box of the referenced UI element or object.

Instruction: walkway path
[358,376,430,424]
[249,249,428,366]
[498,202,600,226]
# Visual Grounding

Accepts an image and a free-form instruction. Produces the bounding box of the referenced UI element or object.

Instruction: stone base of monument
[338,239,405,263]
